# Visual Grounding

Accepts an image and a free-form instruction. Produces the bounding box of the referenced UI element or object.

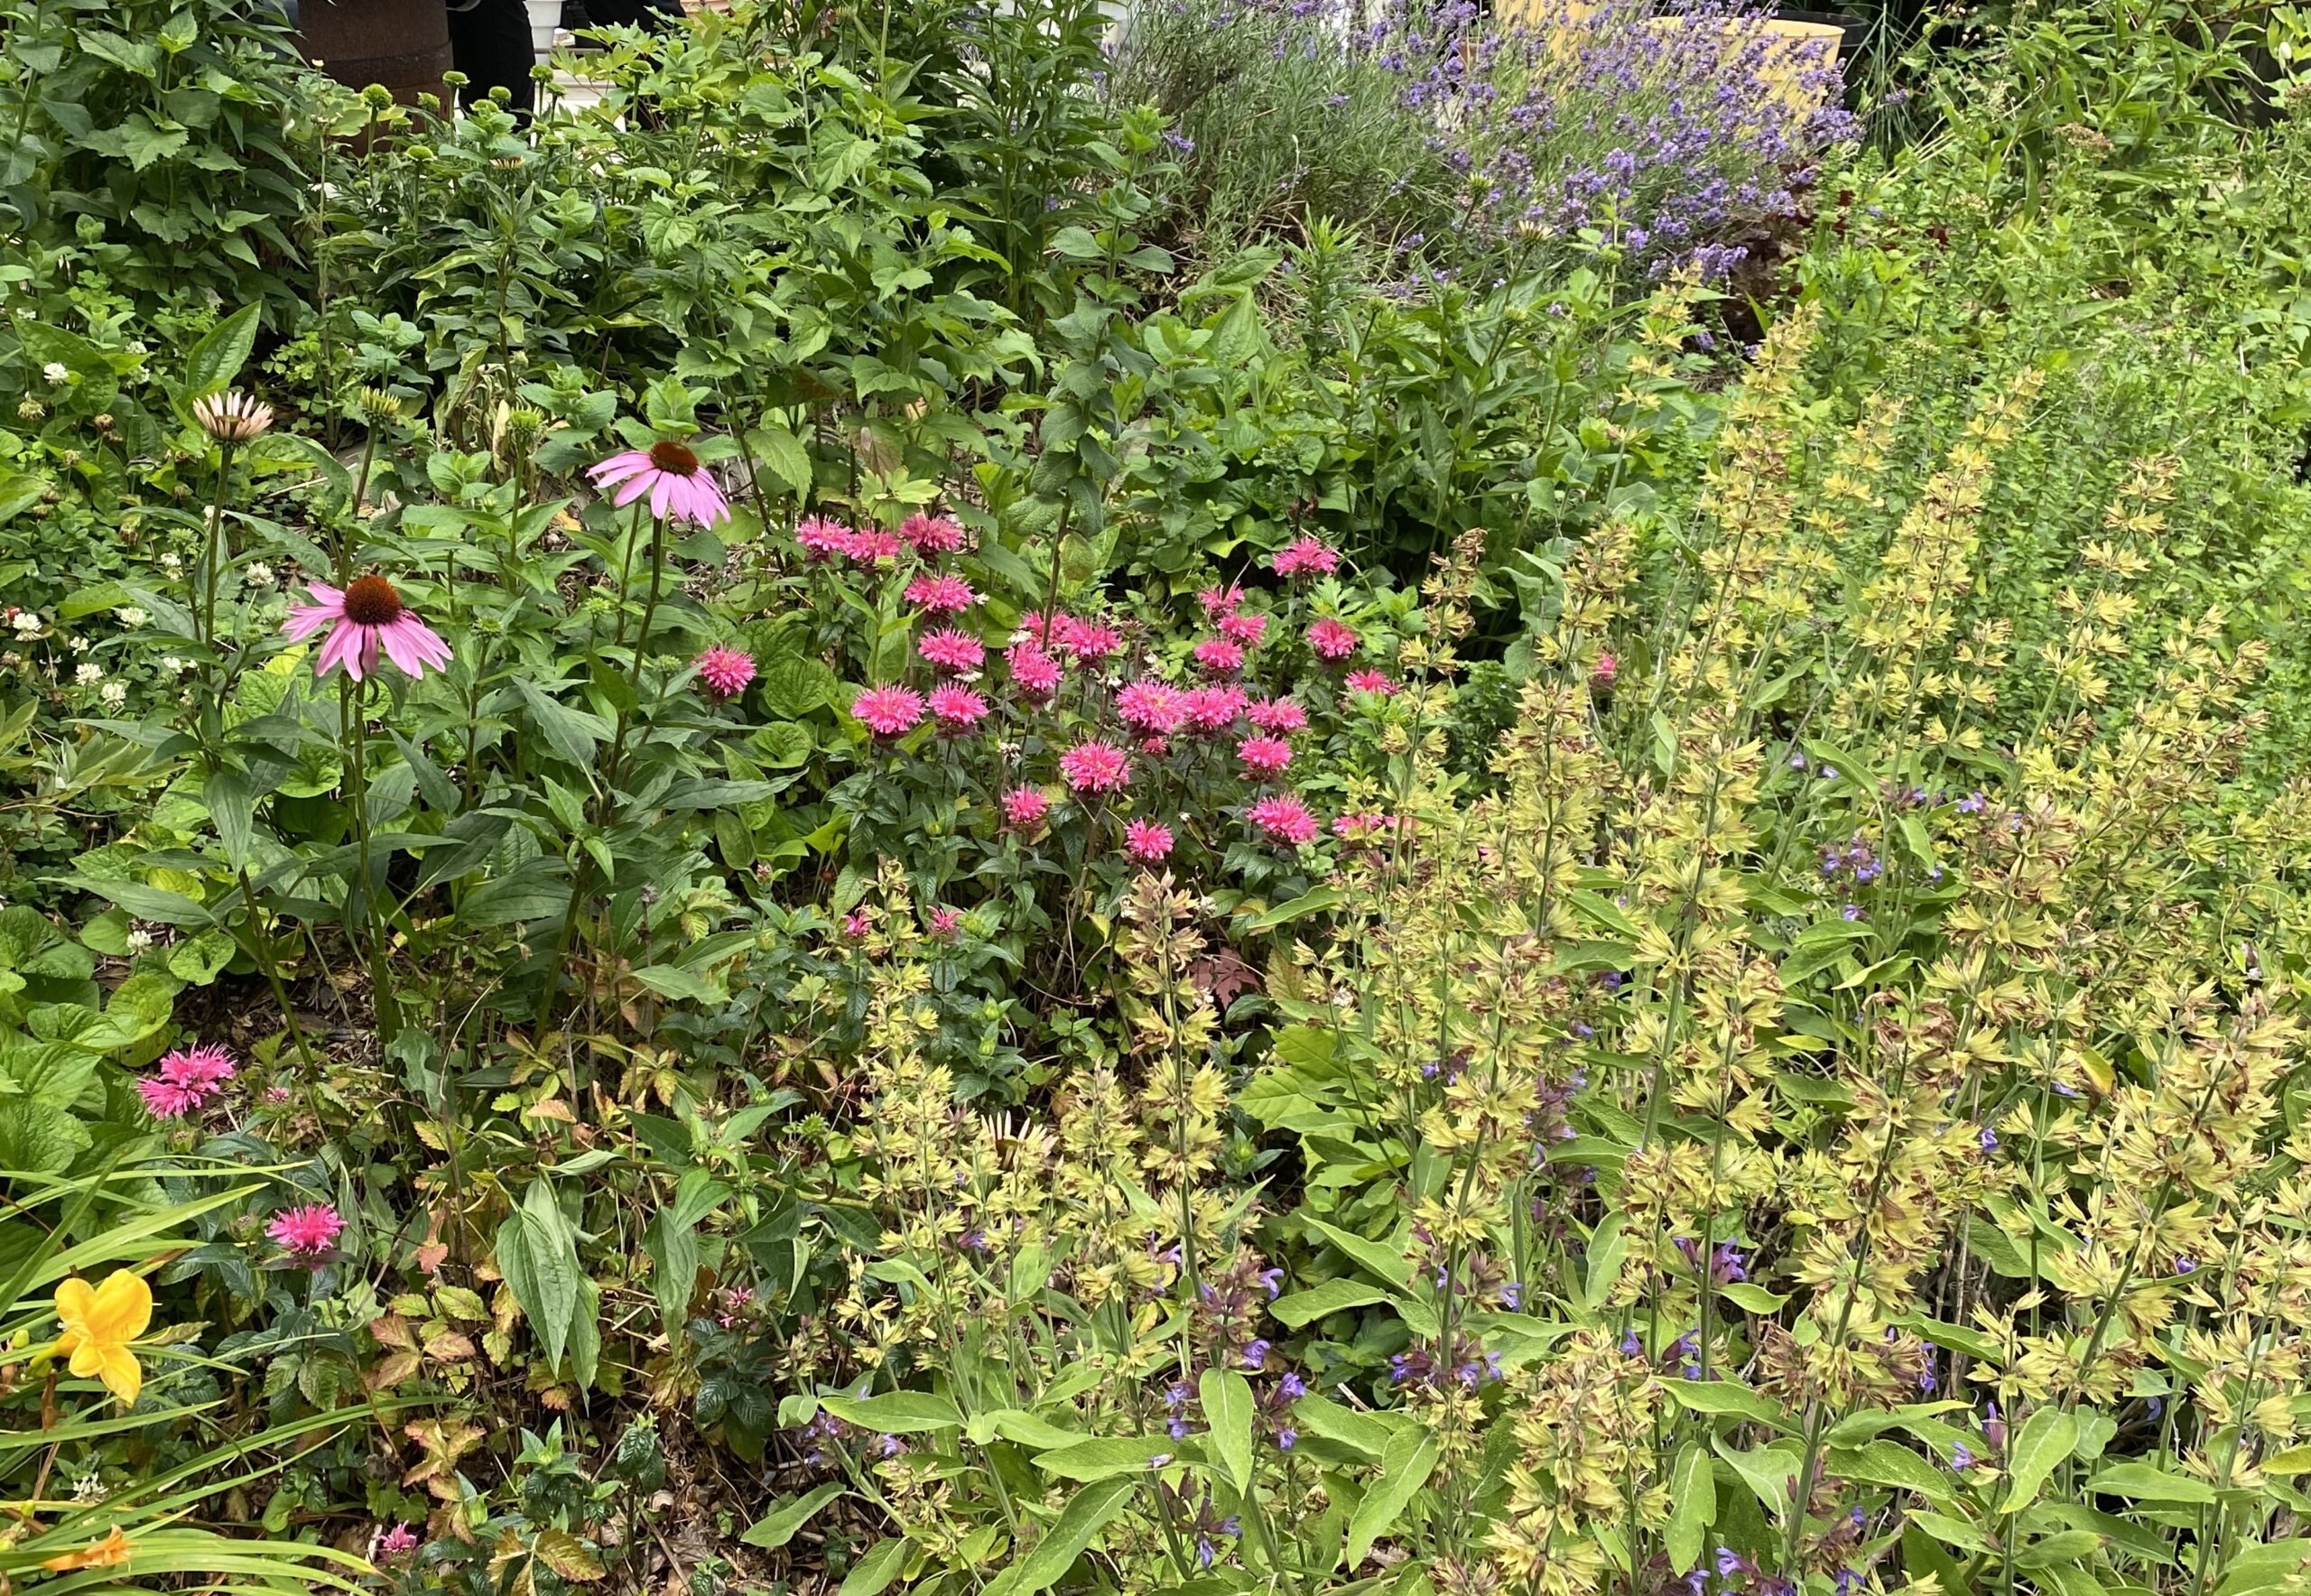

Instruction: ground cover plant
[3,0,2311,1593]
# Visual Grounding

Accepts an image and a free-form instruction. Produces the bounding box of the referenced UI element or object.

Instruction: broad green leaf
[2084,1461,2216,1504]
[515,681,611,767]
[182,303,260,402]
[819,1390,964,1435]
[1035,1434,1182,1481]
[839,1537,911,1596]
[1712,1437,1804,1522]
[1664,1378,1794,1433]
[1999,1408,2078,1513]
[1827,1440,1961,1510]
[1201,1368,1254,1493]
[1341,1427,1437,1570]
[1664,1443,1713,1573]
[496,1181,583,1376]
[1290,1392,1391,1461]
[1304,1217,1412,1290]
[1271,1278,1388,1328]
[1239,886,1343,932]
[740,1481,845,1549]
[984,1476,1136,1596]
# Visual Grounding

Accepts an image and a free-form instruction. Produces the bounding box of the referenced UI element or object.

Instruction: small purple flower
[1242,1339,1271,1370]
[1258,1267,1284,1298]
[2173,1257,2197,1275]
[1842,905,1862,922]
[1169,1416,1191,1440]
[1951,1442,1975,1471]
[1979,1127,1998,1152]
[1276,1426,1298,1450]
[1500,1281,1524,1311]
[1279,1371,1306,1400]
[1620,1328,1643,1357]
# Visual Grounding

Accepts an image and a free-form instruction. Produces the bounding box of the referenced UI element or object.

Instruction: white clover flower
[99,681,126,709]
[116,606,148,628]
[10,611,41,637]
[74,662,103,686]
[42,361,70,386]
[159,552,184,575]
[161,655,186,673]
[125,928,154,955]
[126,340,148,357]
[67,634,88,654]
[245,561,276,590]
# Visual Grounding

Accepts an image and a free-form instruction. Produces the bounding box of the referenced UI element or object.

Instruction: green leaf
[1713,1437,1804,1522]
[1304,1218,1413,1290]
[1238,886,1343,932]
[1998,1408,2078,1513]
[984,1476,1136,1596]
[760,656,838,718]
[1291,1392,1392,1461]
[516,681,611,767]
[1201,1368,1254,1494]
[1271,1278,1388,1328]
[2084,1461,2215,1505]
[182,304,260,402]
[1721,1284,1789,1314]
[739,1481,845,1549]
[1664,1378,1795,1433]
[1342,1427,1437,1570]
[819,1389,964,1435]
[746,425,814,496]
[0,1100,90,1174]
[1827,1441,1961,1510]
[496,1181,584,1376]
[1034,1434,1180,1481]
[1665,1442,1714,1573]
[630,965,717,1005]
[839,1537,910,1596]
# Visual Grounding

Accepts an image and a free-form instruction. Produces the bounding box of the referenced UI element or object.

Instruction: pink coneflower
[1198,584,1245,618]
[1306,617,1360,661]
[696,646,756,700]
[1056,620,1121,663]
[849,530,903,564]
[267,1202,345,1258]
[1124,819,1174,862]
[918,628,986,674]
[851,685,925,738]
[900,513,965,554]
[376,1524,419,1559]
[1008,645,1063,700]
[926,905,961,941]
[1117,679,1186,735]
[588,439,731,527]
[1271,536,1340,579]
[796,515,856,561]
[1182,685,1248,735]
[1001,786,1051,830]
[1218,610,1267,649]
[282,576,452,682]
[1248,793,1321,846]
[905,573,978,615]
[928,684,989,730]
[1237,735,1293,779]
[1059,740,1131,794]
[1343,669,1397,696]
[1246,697,1306,735]
[1193,637,1246,675]
[1592,653,1618,690]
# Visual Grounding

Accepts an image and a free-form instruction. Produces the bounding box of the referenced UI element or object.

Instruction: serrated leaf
[533,1529,604,1582]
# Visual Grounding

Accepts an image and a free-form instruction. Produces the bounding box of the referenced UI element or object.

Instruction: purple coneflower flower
[588,439,730,527]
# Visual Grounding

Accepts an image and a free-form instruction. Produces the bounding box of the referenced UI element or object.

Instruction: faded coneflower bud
[191,389,274,444]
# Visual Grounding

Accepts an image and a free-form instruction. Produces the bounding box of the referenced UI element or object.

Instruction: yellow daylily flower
[41,1526,135,1572]
[52,1270,153,1407]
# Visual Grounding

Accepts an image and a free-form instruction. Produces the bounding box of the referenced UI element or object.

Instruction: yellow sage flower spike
[52,1270,153,1407]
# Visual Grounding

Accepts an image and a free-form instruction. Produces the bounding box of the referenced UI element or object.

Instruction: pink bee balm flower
[1017,610,1073,648]
[1248,793,1321,847]
[1306,617,1360,661]
[1592,653,1618,689]
[851,685,925,738]
[905,573,978,615]
[1124,818,1174,862]
[841,909,872,937]
[1056,620,1121,663]
[1117,679,1186,735]
[589,440,731,527]
[928,683,989,730]
[136,1078,203,1119]
[1237,735,1293,779]
[1182,685,1248,736]
[1001,786,1052,830]
[1343,669,1397,696]
[1198,584,1245,618]
[918,627,986,674]
[1218,610,1267,649]
[1246,697,1306,734]
[1193,637,1246,675]
[282,575,452,683]
[376,1525,419,1559]
[849,529,904,564]
[1008,645,1063,700]
[927,905,961,941]
[267,1202,345,1258]
[1139,736,1171,756]
[695,646,756,700]
[1271,536,1340,579]
[158,1042,237,1093]
[795,515,857,561]
[900,512,966,554]
[1059,740,1131,794]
